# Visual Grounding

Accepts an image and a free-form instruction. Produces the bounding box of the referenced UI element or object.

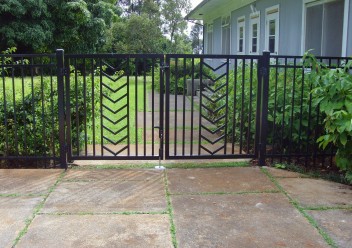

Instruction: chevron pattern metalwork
[101,60,129,156]
[200,60,229,155]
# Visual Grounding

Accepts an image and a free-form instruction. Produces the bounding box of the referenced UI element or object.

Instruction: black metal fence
[266,56,350,167]
[0,50,348,169]
[0,53,60,168]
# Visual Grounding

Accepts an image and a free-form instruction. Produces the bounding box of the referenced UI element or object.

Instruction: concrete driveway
[0,166,351,248]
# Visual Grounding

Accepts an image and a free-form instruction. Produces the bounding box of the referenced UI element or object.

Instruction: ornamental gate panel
[64,54,165,162]
[164,54,267,160]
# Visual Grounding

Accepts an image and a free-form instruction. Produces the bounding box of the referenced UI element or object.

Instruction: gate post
[56,49,67,169]
[258,51,270,166]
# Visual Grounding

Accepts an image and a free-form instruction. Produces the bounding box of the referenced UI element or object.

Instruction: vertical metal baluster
[182,58,186,156]
[100,58,104,156]
[143,58,147,156]
[239,58,245,154]
[174,58,178,156]
[232,59,238,154]
[83,58,87,156]
[127,57,130,156]
[223,58,229,155]
[91,58,96,156]
[281,58,288,162]
[40,57,47,160]
[2,56,9,157]
[288,59,297,163]
[272,57,279,161]
[298,59,305,162]
[21,57,27,155]
[49,57,55,159]
[198,57,203,156]
[30,57,37,157]
[74,58,80,156]
[190,58,194,155]
[247,59,253,153]
[11,57,19,156]
[151,58,155,156]
[135,58,138,156]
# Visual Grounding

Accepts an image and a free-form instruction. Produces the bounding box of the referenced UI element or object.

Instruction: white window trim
[342,0,350,56]
[301,0,349,56]
[265,5,280,55]
[249,11,260,55]
[206,24,213,54]
[221,16,231,54]
[237,16,245,55]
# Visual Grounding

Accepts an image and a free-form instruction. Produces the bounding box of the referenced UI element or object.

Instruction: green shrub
[304,52,352,183]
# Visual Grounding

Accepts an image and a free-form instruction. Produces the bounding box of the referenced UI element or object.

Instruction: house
[186,0,352,57]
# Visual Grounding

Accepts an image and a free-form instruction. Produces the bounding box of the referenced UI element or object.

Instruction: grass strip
[261,167,338,248]
[164,170,178,248]
[12,170,66,247]
[39,211,167,216]
[303,205,352,211]
[69,161,249,170]
[0,193,45,198]
[169,189,280,196]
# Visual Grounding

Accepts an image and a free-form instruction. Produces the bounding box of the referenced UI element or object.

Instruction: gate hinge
[160,63,169,71]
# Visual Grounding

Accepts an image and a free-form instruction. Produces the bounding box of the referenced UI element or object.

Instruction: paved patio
[0,167,351,248]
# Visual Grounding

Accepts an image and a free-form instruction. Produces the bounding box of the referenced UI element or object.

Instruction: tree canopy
[0,0,193,54]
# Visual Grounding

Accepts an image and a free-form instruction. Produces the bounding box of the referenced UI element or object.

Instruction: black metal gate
[164,54,268,160]
[63,53,165,161]
[58,52,269,166]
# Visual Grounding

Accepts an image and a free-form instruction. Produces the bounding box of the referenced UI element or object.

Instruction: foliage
[304,52,352,182]
[161,0,190,52]
[0,0,121,53]
[190,23,203,54]
[104,13,166,54]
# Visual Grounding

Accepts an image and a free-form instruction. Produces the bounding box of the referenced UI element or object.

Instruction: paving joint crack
[163,170,178,248]
[261,167,338,248]
[11,170,66,247]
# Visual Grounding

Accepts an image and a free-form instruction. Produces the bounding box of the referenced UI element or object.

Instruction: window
[305,0,344,56]
[206,24,213,54]
[222,16,231,54]
[249,12,260,54]
[237,16,245,54]
[265,6,279,54]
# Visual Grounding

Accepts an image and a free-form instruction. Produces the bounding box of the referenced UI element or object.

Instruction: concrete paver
[307,210,352,248]
[266,167,309,178]
[0,169,62,195]
[42,179,166,213]
[278,177,352,207]
[1,167,350,248]
[0,196,43,248]
[171,193,329,248]
[63,169,163,181]
[16,214,172,248]
[167,167,276,194]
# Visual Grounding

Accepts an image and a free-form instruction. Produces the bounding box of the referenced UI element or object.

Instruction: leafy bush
[304,52,352,182]
[0,70,99,167]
